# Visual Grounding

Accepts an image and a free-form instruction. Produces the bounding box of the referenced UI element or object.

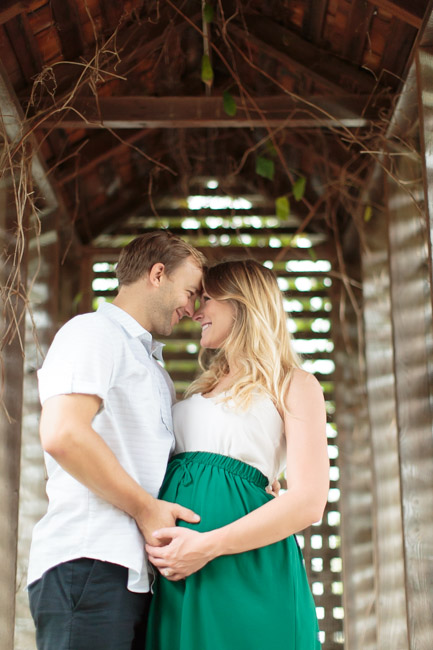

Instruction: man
[27,231,205,650]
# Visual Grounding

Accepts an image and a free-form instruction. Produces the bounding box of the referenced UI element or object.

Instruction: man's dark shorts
[28,558,151,650]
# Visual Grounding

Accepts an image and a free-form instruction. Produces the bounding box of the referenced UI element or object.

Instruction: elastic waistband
[168,451,269,488]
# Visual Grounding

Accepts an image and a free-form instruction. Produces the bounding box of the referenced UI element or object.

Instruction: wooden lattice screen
[85,219,345,649]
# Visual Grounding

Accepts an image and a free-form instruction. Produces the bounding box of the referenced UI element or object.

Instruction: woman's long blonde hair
[186,259,301,412]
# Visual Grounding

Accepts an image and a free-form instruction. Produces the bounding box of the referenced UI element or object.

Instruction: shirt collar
[97,301,165,360]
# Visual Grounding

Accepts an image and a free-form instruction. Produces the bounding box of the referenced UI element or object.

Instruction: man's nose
[192,306,203,321]
[182,296,196,318]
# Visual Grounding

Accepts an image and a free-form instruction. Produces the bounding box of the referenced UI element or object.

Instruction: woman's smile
[193,295,235,349]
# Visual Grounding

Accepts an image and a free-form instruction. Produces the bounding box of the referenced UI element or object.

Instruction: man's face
[152,257,202,336]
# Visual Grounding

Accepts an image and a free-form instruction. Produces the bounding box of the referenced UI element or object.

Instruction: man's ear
[149,263,165,287]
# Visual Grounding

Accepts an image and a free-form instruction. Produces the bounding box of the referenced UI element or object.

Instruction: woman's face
[193,292,236,349]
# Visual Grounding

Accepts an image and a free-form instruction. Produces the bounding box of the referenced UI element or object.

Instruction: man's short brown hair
[116,231,205,286]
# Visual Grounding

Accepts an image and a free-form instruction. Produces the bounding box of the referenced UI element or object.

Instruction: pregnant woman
[145,259,329,650]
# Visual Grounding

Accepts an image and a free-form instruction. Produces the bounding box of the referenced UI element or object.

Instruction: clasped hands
[146,527,213,581]
[144,478,280,581]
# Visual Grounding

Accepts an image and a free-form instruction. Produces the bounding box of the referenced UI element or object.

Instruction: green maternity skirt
[145,451,321,650]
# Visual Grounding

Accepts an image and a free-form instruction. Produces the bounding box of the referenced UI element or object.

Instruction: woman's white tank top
[172,392,286,483]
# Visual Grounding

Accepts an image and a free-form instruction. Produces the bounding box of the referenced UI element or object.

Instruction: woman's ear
[149,263,165,287]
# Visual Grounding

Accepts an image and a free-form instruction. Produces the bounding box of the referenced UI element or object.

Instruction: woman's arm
[146,370,329,579]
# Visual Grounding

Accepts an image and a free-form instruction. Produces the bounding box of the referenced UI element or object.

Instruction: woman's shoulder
[290,367,321,386]
[285,368,324,408]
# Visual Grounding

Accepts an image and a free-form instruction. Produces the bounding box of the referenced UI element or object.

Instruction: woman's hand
[266,478,281,497]
[145,527,216,580]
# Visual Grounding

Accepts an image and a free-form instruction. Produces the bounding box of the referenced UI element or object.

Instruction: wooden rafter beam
[18,9,198,103]
[50,0,85,62]
[55,125,361,188]
[40,94,387,130]
[227,13,379,95]
[87,244,333,263]
[109,225,323,238]
[302,0,328,43]
[77,192,330,243]
[0,0,32,25]
[343,1,375,63]
[4,13,43,83]
[76,187,312,243]
[56,129,152,186]
[368,0,425,29]
[114,207,311,222]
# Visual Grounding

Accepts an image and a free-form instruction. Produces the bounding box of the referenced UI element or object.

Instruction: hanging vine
[0,0,424,412]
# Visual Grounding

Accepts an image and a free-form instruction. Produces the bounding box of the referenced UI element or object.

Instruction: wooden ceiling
[0,0,431,249]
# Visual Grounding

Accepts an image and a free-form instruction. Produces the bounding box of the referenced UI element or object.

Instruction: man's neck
[112,292,152,332]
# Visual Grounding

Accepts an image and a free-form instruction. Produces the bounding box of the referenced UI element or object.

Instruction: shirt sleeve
[37,314,117,405]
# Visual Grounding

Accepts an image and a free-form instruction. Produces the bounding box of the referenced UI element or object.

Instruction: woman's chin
[200,335,216,350]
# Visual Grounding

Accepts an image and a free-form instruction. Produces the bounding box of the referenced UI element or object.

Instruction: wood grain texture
[387,149,433,650]
[0,176,28,650]
[331,228,377,650]
[417,47,433,303]
[14,212,60,650]
[39,95,384,130]
[362,195,409,650]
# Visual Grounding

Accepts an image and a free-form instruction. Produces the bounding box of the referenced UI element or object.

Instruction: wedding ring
[162,568,171,577]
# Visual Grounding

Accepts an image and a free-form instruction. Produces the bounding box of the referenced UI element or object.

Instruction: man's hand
[135,500,200,546]
[145,527,214,579]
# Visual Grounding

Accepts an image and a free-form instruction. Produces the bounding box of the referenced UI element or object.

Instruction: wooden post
[331,225,377,650]
[387,148,433,649]
[362,191,409,650]
[14,210,60,650]
[417,46,433,317]
[79,250,94,314]
[0,174,28,650]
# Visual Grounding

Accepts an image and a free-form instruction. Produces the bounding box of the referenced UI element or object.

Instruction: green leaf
[363,205,372,222]
[256,156,275,180]
[292,176,306,201]
[203,3,214,23]
[201,54,214,84]
[308,247,317,262]
[223,91,237,117]
[275,196,290,219]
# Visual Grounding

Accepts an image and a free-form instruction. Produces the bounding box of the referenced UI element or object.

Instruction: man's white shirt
[27,301,175,593]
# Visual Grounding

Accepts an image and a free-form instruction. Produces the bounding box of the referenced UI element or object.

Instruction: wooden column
[78,250,94,314]
[0,174,28,650]
[14,211,60,650]
[331,226,377,650]
[362,192,409,649]
[417,46,433,314]
[387,148,433,648]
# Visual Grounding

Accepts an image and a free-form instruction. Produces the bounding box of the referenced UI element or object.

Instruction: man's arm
[40,393,199,545]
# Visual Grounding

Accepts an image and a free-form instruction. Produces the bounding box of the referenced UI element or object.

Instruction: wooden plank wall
[331,232,377,650]
[13,211,61,650]
[0,174,28,650]
[362,195,409,649]
[386,151,433,649]
[358,147,433,649]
